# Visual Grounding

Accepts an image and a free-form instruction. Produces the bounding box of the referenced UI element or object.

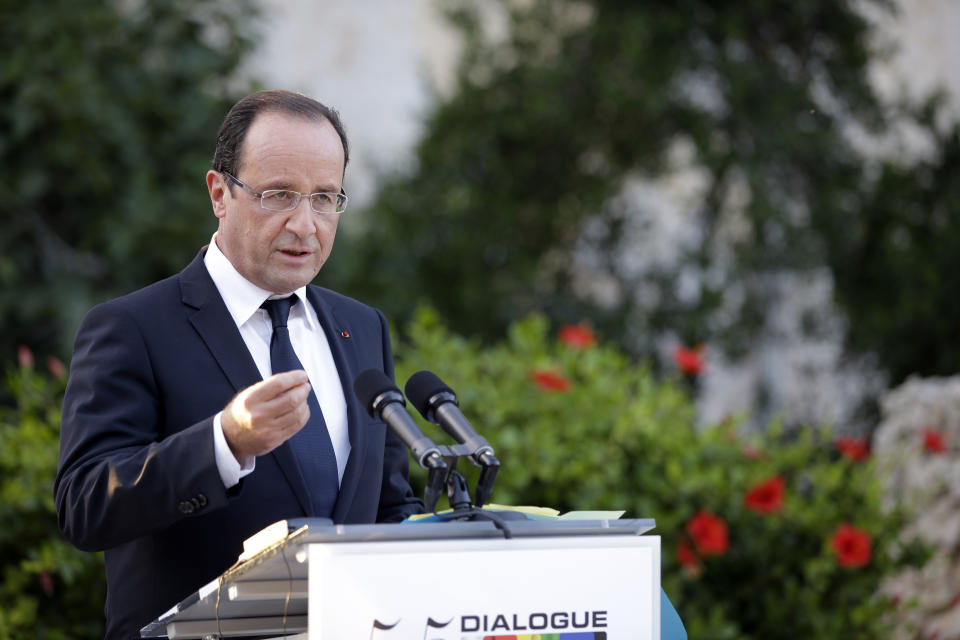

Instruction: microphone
[404,371,498,468]
[353,369,445,471]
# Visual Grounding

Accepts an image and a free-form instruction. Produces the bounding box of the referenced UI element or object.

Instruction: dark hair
[212,89,349,177]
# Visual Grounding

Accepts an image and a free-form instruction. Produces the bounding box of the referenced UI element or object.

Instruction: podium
[140,516,660,639]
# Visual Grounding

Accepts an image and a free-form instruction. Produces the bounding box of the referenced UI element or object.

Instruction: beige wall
[242,0,459,206]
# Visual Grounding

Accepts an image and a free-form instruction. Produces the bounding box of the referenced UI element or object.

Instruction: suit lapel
[305,287,368,522]
[179,250,313,516]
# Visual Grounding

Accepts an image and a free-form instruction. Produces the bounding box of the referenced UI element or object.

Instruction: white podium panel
[140,518,659,639]
[308,535,660,640]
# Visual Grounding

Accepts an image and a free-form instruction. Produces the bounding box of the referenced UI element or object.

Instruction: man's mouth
[280,249,311,257]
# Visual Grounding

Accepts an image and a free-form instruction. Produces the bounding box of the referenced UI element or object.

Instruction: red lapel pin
[340,330,350,338]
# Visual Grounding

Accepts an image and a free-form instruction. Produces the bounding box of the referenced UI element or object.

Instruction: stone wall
[874,376,960,638]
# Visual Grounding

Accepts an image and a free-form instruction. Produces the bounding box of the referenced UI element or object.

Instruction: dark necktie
[261,296,339,517]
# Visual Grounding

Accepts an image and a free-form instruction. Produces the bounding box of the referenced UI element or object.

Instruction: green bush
[394,309,928,639]
[0,315,927,638]
[0,351,105,639]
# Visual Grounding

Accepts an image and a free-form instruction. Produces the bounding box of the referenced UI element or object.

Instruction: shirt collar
[204,233,317,331]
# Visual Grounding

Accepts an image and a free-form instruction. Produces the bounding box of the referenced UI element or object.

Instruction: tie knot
[261,296,299,329]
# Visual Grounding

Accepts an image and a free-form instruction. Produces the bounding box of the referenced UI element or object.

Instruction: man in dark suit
[54,90,422,639]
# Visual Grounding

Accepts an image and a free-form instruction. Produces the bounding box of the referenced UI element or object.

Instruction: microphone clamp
[423,390,457,423]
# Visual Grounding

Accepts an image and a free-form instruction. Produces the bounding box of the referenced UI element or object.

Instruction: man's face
[207,111,345,294]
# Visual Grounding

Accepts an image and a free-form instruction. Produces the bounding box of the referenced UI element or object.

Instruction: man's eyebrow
[260,180,340,193]
[258,180,296,191]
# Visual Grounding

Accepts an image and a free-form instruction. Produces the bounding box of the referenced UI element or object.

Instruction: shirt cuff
[213,411,255,488]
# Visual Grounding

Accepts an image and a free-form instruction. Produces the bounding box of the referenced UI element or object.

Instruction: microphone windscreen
[404,370,453,417]
[352,368,398,411]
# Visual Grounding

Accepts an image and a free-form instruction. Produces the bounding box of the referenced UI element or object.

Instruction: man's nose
[284,197,317,236]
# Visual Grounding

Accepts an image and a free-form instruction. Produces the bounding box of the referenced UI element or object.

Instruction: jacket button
[196,494,208,507]
[179,501,194,515]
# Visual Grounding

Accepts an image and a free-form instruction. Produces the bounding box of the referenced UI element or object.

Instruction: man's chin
[263,266,321,294]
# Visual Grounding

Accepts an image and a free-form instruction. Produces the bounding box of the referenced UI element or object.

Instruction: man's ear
[206,170,228,219]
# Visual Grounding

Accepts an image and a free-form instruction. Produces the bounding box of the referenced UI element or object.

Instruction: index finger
[249,370,310,401]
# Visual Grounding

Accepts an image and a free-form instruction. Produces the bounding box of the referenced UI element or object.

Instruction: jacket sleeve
[54,301,230,551]
[373,309,425,523]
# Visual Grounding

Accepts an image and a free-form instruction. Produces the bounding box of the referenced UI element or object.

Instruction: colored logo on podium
[480,633,607,640]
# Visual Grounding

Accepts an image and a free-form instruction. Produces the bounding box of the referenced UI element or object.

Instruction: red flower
[740,444,763,459]
[830,523,872,568]
[47,356,66,379]
[39,570,53,596]
[835,436,870,462]
[686,510,729,556]
[923,428,947,454]
[673,344,706,376]
[17,345,34,369]
[530,370,572,392]
[558,324,597,349]
[676,538,699,567]
[676,537,702,576]
[744,475,785,514]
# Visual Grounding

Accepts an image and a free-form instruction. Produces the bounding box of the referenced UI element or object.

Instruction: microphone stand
[423,443,500,516]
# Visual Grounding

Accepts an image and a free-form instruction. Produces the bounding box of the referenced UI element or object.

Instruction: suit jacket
[54,251,422,639]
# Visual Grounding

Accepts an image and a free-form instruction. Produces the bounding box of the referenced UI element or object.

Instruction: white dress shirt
[204,235,350,488]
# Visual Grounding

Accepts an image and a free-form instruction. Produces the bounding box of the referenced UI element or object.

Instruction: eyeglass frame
[221,171,349,214]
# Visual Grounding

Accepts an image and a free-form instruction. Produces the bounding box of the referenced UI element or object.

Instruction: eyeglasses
[222,172,348,214]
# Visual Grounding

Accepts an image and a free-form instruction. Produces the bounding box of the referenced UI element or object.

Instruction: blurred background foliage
[0,0,256,362]
[0,319,931,639]
[398,311,928,638]
[2,0,956,637]
[327,0,960,389]
[0,356,105,639]
[3,0,957,391]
